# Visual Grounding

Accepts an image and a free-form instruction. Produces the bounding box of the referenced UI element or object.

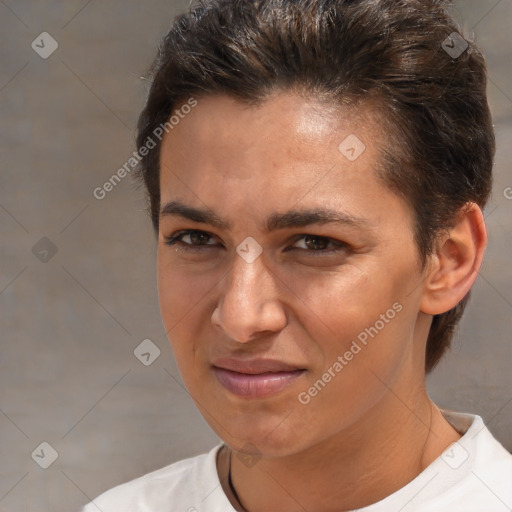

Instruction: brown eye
[164,230,219,248]
[292,235,346,253]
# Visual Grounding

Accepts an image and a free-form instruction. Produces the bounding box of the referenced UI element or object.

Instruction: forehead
[160,91,385,191]
[158,91,415,240]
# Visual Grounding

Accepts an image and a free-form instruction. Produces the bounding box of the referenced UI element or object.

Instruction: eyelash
[163,229,347,256]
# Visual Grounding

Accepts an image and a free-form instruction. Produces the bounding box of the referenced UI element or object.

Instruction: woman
[83,0,512,510]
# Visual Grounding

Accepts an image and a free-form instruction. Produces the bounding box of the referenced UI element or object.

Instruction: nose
[211,250,287,343]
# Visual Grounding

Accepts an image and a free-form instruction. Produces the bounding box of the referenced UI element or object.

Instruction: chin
[210,412,311,458]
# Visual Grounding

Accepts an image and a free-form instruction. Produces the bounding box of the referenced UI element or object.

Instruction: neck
[221,389,460,512]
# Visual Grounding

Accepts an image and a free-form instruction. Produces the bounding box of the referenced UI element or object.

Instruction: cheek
[156,254,217,352]
[281,264,386,342]
[291,310,414,442]
[289,263,416,376]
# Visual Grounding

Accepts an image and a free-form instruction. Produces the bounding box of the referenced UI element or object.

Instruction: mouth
[211,358,306,398]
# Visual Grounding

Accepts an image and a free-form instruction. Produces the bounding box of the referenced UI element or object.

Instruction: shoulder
[463,412,512,492]
[81,444,225,512]
[444,410,512,472]
[426,411,512,511]
[362,411,512,512]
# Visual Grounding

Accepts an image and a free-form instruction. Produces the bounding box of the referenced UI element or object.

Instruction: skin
[156,91,487,511]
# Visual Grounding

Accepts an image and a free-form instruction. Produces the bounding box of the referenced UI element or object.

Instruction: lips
[212,358,306,398]
[212,357,304,374]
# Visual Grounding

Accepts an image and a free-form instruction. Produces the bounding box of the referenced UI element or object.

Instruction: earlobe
[420,203,487,316]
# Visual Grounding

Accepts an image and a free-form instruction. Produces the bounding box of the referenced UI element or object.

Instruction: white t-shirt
[82,411,512,511]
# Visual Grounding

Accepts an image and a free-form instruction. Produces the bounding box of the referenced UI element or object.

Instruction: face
[157,91,429,457]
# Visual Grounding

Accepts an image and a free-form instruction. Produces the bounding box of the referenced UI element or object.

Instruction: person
[82,0,512,510]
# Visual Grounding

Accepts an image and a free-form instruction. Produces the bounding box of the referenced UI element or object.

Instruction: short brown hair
[135,0,495,373]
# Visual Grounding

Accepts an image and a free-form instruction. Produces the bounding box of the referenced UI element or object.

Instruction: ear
[420,203,487,315]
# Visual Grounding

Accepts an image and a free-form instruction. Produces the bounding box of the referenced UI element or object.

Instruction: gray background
[0,1,510,511]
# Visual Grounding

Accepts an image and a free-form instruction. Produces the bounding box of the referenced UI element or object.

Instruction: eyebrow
[159,200,373,232]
